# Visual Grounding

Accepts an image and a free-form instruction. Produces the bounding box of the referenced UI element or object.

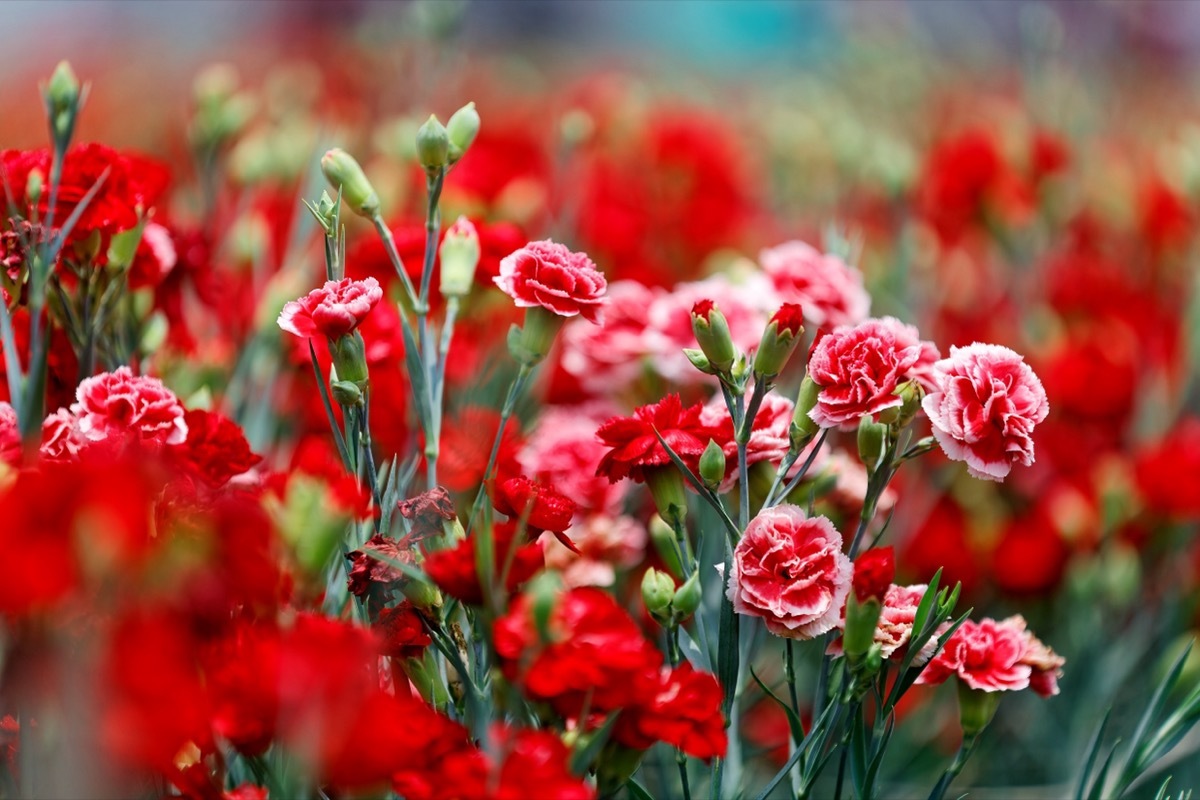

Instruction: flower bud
[46,61,80,121]
[648,515,684,579]
[842,594,882,660]
[857,417,888,472]
[753,303,804,379]
[682,348,715,375]
[641,568,675,619]
[446,102,481,163]
[957,682,1002,737]
[439,216,480,297]
[401,575,443,612]
[330,331,369,387]
[645,467,688,530]
[672,570,702,619]
[321,148,380,218]
[691,300,736,373]
[852,547,894,603]
[308,190,339,237]
[699,439,727,490]
[330,379,363,407]
[790,374,820,448]
[25,168,43,205]
[416,114,450,173]
[879,380,923,427]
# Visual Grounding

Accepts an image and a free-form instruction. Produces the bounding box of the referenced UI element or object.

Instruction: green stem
[466,363,533,535]
[928,733,980,800]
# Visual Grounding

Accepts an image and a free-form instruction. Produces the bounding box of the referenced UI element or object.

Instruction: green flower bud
[330,331,369,387]
[25,168,43,205]
[416,114,450,173]
[648,515,684,580]
[879,380,923,427]
[842,594,882,660]
[438,216,480,298]
[691,300,736,373]
[446,102,481,163]
[307,190,339,237]
[330,379,363,407]
[683,348,715,375]
[957,682,1002,737]
[526,571,563,644]
[753,304,804,379]
[401,575,443,613]
[320,148,380,218]
[671,571,702,619]
[699,439,727,490]
[790,374,821,448]
[641,568,675,618]
[47,60,80,115]
[645,467,688,530]
[857,417,888,472]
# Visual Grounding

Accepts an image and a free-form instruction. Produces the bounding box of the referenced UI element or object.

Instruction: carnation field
[2,2,1200,798]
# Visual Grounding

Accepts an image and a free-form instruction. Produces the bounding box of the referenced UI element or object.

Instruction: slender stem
[358,392,383,529]
[466,363,533,535]
[670,515,694,578]
[784,640,800,722]
[769,429,830,508]
[370,213,419,308]
[417,170,444,489]
[763,447,800,508]
[929,733,980,800]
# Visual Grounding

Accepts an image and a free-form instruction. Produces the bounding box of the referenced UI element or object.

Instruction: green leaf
[626,780,655,800]
[309,340,352,471]
[749,667,804,745]
[1075,707,1113,800]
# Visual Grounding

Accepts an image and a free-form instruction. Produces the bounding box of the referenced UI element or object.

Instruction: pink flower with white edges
[277,276,383,340]
[922,343,1049,482]
[759,240,871,328]
[807,318,924,429]
[0,402,19,466]
[494,240,607,322]
[71,367,187,446]
[876,316,942,393]
[39,408,88,462]
[916,617,1032,692]
[726,504,852,639]
[1006,614,1065,698]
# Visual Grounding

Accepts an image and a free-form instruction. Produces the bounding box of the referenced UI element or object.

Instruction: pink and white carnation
[0,401,19,466]
[39,408,88,462]
[759,240,871,328]
[916,616,1032,692]
[1006,614,1065,698]
[277,276,383,340]
[807,318,924,429]
[726,504,852,639]
[494,239,607,322]
[922,343,1049,482]
[876,316,942,393]
[540,514,647,588]
[71,367,188,446]
[519,402,626,514]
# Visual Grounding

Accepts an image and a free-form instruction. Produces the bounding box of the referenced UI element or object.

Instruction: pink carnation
[726,505,852,639]
[876,316,942,392]
[0,402,19,466]
[39,408,88,462]
[807,318,925,429]
[541,514,647,588]
[494,240,607,323]
[922,343,1049,482]
[759,240,871,328]
[519,403,626,514]
[1005,614,1065,698]
[71,367,188,446]
[277,276,383,340]
[916,617,1031,692]
[560,281,659,395]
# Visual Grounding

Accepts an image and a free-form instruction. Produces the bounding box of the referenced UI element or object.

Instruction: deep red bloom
[691,299,716,320]
[203,621,281,756]
[398,487,458,540]
[493,587,661,716]
[347,534,415,606]
[493,475,579,552]
[1134,418,1200,521]
[171,409,261,488]
[374,603,432,659]
[423,522,544,606]
[852,547,895,603]
[614,663,727,760]
[1,143,169,243]
[595,394,724,483]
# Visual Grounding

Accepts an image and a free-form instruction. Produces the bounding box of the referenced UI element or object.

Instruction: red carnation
[493,475,580,553]
[277,277,382,340]
[595,394,724,484]
[172,409,261,488]
[423,522,543,606]
[614,663,727,760]
[374,603,432,660]
[852,547,895,603]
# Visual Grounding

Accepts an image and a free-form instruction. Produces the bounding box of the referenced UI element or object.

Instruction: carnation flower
[493,476,581,553]
[1005,614,1065,698]
[916,617,1032,692]
[398,487,457,541]
[423,522,543,606]
[494,239,607,322]
[852,547,894,602]
[373,603,433,660]
[72,367,188,446]
[830,583,935,663]
[875,316,942,392]
[0,402,19,466]
[922,343,1049,482]
[614,663,727,760]
[759,240,871,328]
[277,276,383,340]
[519,402,626,514]
[347,534,415,609]
[560,281,660,394]
[171,409,261,488]
[726,505,852,639]
[596,394,725,484]
[807,318,924,429]
[540,513,647,588]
